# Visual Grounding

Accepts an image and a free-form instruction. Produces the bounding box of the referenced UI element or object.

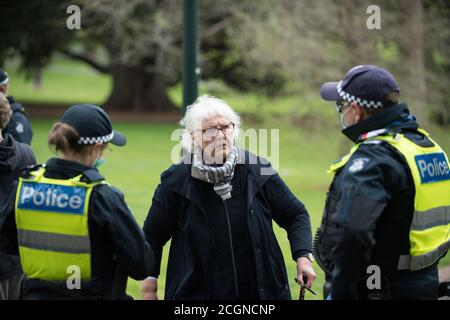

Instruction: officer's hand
[296,257,317,288]
[141,277,158,300]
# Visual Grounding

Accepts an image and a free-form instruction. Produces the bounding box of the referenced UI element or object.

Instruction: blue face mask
[93,158,106,169]
[339,105,353,130]
[340,112,347,130]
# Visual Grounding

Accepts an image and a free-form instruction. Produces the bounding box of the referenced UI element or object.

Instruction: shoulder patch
[15,122,24,134]
[347,157,371,173]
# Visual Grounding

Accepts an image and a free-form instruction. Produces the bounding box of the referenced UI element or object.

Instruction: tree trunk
[398,0,427,126]
[103,65,178,112]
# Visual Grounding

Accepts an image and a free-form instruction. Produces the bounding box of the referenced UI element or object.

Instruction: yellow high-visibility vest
[15,167,106,280]
[328,128,450,271]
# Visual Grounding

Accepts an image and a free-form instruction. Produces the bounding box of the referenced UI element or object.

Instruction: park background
[0,0,449,299]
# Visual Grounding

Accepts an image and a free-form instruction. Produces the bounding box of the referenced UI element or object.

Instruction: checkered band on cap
[78,132,114,145]
[337,81,384,109]
[0,76,8,86]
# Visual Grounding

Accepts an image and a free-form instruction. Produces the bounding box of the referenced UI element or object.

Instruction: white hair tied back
[180,95,241,152]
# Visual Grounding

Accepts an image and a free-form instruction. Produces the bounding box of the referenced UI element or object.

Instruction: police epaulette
[20,164,44,179]
[81,169,105,183]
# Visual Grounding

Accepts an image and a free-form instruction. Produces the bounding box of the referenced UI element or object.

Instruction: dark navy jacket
[0,134,36,281]
[144,149,312,300]
[3,97,33,145]
[316,104,442,300]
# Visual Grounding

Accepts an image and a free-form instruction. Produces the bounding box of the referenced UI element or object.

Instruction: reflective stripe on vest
[17,229,90,254]
[15,168,105,281]
[328,128,450,271]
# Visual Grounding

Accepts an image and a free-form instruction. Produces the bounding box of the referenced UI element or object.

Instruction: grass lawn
[5,55,111,105]
[30,118,450,300]
[7,55,450,299]
[30,119,337,300]
[3,54,360,120]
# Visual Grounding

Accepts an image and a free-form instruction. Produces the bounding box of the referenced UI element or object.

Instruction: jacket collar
[342,103,417,143]
[45,158,104,182]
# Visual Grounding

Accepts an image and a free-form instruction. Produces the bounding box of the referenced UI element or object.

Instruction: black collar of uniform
[342,103,414,143]
[7,96,15,105]
[45,158,104,182]
[7,96,23,112]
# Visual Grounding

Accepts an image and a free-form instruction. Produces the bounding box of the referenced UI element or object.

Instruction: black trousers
[323,264,440,300]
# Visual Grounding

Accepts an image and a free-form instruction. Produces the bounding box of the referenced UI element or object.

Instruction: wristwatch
[300,252,315,263]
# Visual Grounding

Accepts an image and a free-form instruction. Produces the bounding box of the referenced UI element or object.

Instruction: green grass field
[5,55,450,300]
[29,119,450,300]
[6,55,111,105]
[30,119,337,300]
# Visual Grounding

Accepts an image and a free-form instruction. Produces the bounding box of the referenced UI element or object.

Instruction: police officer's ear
[91,143,107,157]
[350,102,365,123]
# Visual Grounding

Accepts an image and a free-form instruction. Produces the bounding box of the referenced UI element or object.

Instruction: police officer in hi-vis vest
[313,65,450,300]
[0,104,153,299]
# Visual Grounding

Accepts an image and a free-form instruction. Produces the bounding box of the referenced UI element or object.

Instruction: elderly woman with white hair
[141,95,316,300]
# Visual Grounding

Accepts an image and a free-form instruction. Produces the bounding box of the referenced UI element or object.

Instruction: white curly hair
[179,95,241,152]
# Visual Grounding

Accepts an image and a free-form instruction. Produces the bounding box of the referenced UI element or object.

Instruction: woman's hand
[141,277,159,300]
[296,256,317,288]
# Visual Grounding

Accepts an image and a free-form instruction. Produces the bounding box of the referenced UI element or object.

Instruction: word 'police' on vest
[18,182,87,215]
[415,153,450,184]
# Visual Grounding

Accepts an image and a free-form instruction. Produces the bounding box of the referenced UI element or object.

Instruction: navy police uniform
[314,104,442,299]
[0,104,153,299]
[315,65,450,300]
[3,97,33,145]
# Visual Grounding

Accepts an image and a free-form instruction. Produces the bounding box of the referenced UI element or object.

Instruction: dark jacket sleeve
[330,145,398,299]
[265,173,313,261]
[92,185,154,280]
[0,183,19,255]
[143,183,178,278]
[0,144,36,255]
[22,143,37,166]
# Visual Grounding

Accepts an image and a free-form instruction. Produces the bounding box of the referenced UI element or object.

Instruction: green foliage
[5,54,111,104]
[376,41,401,64]
[0,1,73,75]
[201,29,287,96]
[1,0,449,117]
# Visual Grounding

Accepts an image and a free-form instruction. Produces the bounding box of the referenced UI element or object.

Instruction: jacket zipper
[223,200,239,298]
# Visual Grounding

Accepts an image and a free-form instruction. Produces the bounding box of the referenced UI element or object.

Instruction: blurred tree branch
[59,49,110,74]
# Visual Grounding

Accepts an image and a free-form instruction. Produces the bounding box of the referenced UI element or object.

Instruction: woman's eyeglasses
[202,123,235,139]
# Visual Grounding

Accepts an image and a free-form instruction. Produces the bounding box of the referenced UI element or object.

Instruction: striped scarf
[191,146,239,201]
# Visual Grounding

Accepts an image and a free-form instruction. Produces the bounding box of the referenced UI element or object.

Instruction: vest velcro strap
[412,206,450,231]
[18,229,91,254]
[398,239,450,271]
